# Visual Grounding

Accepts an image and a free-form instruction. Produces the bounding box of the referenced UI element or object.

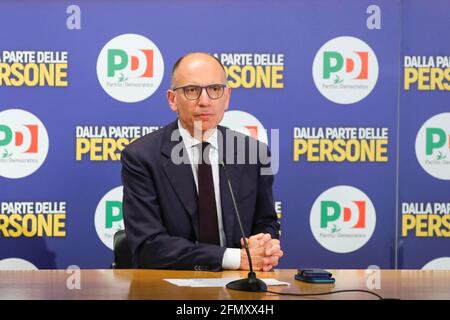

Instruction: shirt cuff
[221,248,241,270]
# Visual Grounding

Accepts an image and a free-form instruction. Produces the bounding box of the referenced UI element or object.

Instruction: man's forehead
[172,53,226,85]
[177,54,223,74]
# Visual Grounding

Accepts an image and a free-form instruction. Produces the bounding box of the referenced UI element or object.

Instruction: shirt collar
[177,119,218,150]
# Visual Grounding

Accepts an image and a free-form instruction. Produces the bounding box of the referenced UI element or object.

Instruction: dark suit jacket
[121,120,279,271]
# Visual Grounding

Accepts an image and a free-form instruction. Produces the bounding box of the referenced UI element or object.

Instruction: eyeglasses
[172,84,226,100]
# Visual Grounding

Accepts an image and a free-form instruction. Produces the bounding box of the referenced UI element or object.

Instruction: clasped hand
[239,233,283,272]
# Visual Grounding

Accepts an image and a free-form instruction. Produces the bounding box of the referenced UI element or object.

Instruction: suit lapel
[160,123,244,246]
[218,126,242,247]
[161,121,199,239]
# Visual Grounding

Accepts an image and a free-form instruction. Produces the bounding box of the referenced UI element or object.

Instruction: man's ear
[167,90,178,112]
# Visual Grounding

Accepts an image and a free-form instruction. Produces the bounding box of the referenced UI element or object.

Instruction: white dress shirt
[178,120,240,270]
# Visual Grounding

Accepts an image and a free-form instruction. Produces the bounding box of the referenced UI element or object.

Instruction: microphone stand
[220,162,267,292]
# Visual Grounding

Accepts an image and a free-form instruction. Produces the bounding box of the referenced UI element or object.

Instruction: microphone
[220,161,267,292]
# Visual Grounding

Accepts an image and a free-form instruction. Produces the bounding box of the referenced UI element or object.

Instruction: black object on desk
[295,269,335,284]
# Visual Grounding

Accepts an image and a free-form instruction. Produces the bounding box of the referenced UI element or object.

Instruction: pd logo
[415,113,450,180]
[0,125,38,153]
[312,36,379,104]
[310,185,376,253]
[107,49,154,78]
[97,34,164,103]
[0,109,49,179]
[320,200,366,229]
[219,110,268,144]
[94,186,124,250]
[323,52,368,80]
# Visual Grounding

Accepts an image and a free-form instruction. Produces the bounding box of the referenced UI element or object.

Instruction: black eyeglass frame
[171,84,227,100]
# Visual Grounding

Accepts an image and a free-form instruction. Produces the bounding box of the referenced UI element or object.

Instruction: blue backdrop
[0,0,448,270]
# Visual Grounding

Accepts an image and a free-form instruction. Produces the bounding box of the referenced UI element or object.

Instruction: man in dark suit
[121,52,282,271]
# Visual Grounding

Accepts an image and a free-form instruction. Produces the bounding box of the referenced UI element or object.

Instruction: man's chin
[193,120,218,133]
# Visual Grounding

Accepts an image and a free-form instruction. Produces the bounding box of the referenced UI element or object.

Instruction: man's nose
[197,88,212,106]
